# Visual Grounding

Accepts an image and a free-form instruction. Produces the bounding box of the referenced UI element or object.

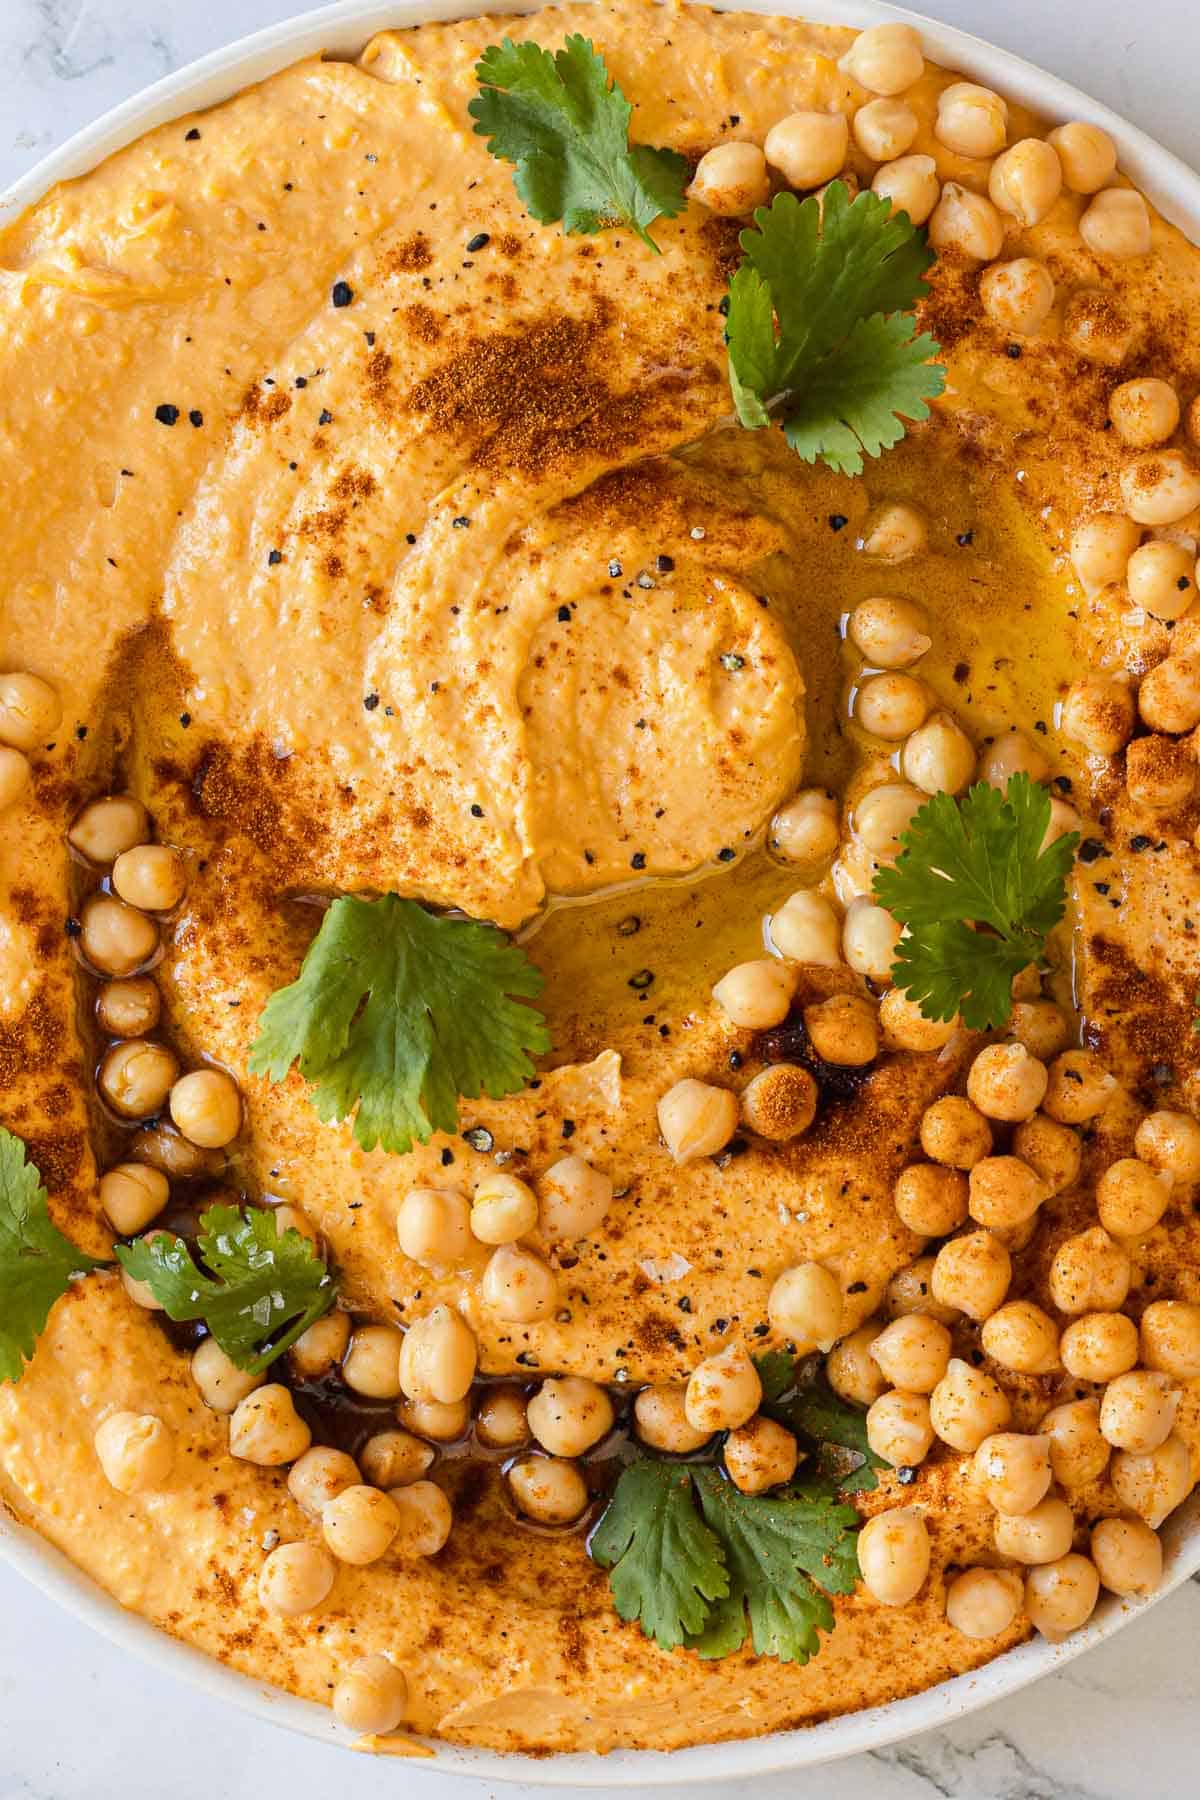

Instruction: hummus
[2,0,1200,1758]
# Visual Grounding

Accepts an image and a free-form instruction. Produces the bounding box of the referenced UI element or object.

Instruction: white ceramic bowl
[2,0,1198,1783]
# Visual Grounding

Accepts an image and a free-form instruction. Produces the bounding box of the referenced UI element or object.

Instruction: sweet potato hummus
[2,0,1200,1758]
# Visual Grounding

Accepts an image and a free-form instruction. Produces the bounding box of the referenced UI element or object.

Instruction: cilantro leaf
[248,894,549,1155]
[589,1458,729,1650]
[687,1468,860,1664]
[725,184,944,475]
[759,1357,886,1494]
[115,1203,335,1374]
[873,774,1078,1031]
[0,1127,105,1383]
[470,36,688,252]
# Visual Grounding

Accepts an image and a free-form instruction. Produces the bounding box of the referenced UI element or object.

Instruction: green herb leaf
[469,35,688,252]
[0,1128,105,1384]
[725,183,944,475]
[248,894,549,1155]
[873,774,1078,1031]
[758,1357,886,1494]
[589,1458,729,1650]
[115,1203,335,1374]
[686,1468,860,1663]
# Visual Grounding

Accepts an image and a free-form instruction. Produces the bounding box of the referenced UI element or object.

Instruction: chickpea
[1140,1299,1200,1378]
[98,1161,168,1236]
[340,1324,404,1399]
[1008,1001,1071,1062]
[1080,187,1152,258]
[994,1492,1076,1565]
[974,1431,1053,1518]
[981,1301,1061,1375]
[1112,1432,1195,1527]
[1138,652,1200,733]
[474,1385,531,1451]
[167,1067,241,1149]
[1065,287,1139,365]
[853,784,924,860]
[1135,1110,1200,1181]
[119,1230,169,1311]
[191,1336,265,1413]
[322,1484,402,1565]
[0,670,61,750]
[1098,1157,1173,1240]
[634,1383,712,1453]
[930,1359,1011,1452]
[95,975,161,1040]
[287,1445,360,1516]
[964,1043,1046,1124]
[1061,674,1136,757]
[128,1121,222,1181]
[538,1154,613,1241]
[1070,513,1142,591]
[980,258,1055,337]
[769,889,842,964]
[527,1376,614,1458]
[332,1654,408,1735]
[1025,1553,1101,1639]
[1042,1398,1110,1488]
[771,789,841,867]
[288,1310,351,1380]
[854,672,931,741]
[470,1171,538,1245]
[1091,1516,1163,1597]
[1061,1311,1139,1383]
[97,1039,179,1121]
[67,793,149,864]
[1043,1050,1115,1124]
[860,502,927,562]
[887,1255,962,1326]
[936,82,1008,158]
[1122,450,1200,526]
[395,1185,472,1270]
[803,992,879,1066]
[902,712,976,797]
[767,1262,844,1354]
[1047,796,1083,846]
[685,1342,762,1433]
[945,1566,1023,1639]
[657,1077,738,1164]
[93,1411,174,1494]
[1048,121,1116,194]
[273,1203,316,1246]
[79,893,159,977]
[826,1323,889,1407]
[480,1244,557,1322]
[866,1389,934,1468]
[397,1396,470,1442]
[853,97,918,163]
[979,728,1051,790]
[849,596,931,670]
[508,1455,588,1525]
[878,990,957,1055]
[857,1506,930,1606]
[725,1414,800,1495]
[398,1306,477,1405]
[893,1164,967,1237]
[687,141,770,216]
[968,1156,1047,1232]
[1126,541,1196,619]
[258,1541,335,1618]
[870,1314,951,1393]
[1100,1370,1180,1455]
[111,844,187,913]
[0,745,30,811]
[921,1097,993,1171]
[929,183,1006,262]
[988,140,1062,228]
[1007,1121,1076,1208]
[840,900,902,987]
[764,111,849,189]
[1126,735,1195,818]
[229,1384,311,1466]
[1107,377,1181,450]
[712,958,796,1031]
[740,1063,818,1140]
[872,154,940,225]
[360,1429,435,1489]
[841,22,924,94]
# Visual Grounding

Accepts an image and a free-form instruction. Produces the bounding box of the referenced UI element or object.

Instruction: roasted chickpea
[1061,1311,1140,1383]
[287,1445,360,1516]
[841,22,924,94]
[1081,187,1152,258]
[849,595,931,669]
[929,183,1005,261]
[507,1456,588,1525]
[870,1314,951,1393]
[1091,1516,1163,1596]
[1009,1115,1081,1200]
[1126,733,1196,811]
[1100,1370,1181,1454]
[866,1389,934,1468]
[228,1384,311,1466]
[396,1185,472,1270]
[97,1039,179,1121]
[974,1431,1053,1516]
[712,958,797,1030]
[95,975,161,1039]
[768,1262,844,1353]
[1065,284,1135,362]
[980,258,1055,336]
[634,1382,712,1453]
[1043,1050,1115,1124]
[740,1063,819,1141]
[398,1306,477,1405]
[79,893,159,977]
[854,671,931,740]
[945,1566,1024,1639]
[768,889,842,964]
[988,139,1062,228]
[1097,1157,1172,1238]
[474,1385,531,1451]
[860,501,928,562]
[332,1654,407,1735]
[764,110,849,189]
[1140,1299,1200,1378]
[1061,674,1136,756]
[688,141,770,216]
[994,1493,1076,1565]
[853,783,924,860]
[470,1171,538,1245]
[359,1429,435,1489]
[98,1161,169,1235]
[930,1358,1011,1452]
[191,1336,265,1414]
[323,1484,402,1565]
[1048,121,1116,193]
[128,1121,223,1181]
[343,1325,404,1400]
[921,1097,993,1170]
[803,992,879,1066]
[967,1043,1048,1124]
[1138,652,1200,733]
[872,154,940,224]
[902,712,976,796]
[1109,377,1181,449]
[968,1156,1047,1231]
[656,1078,737,1164]
[1041,1397,1111,1488]
[528,1377,614,1458]
[1125,540,1196,619]
[1134,1109,1200,1181]
[288,1310,351,1380]
[93,1411,174,1494]
[893,1163,968,1236]
[1122,450,1200,526]
[980,728,1051,789]
[879,989,959,1054]
[0,670,61,750]
[841,900,902,985]
[537,1155,612,1240]
[770,789,841,866]
[259,1541,336,1617]
[389,1479,456,1555]
[397,1396,470,1443]
[1008,1001,1071,1062]
[480,1244,557,1322]
[724,1414,800,1495]
[857,1506,930,1606]
[1025,1553,1100,1639]
[1070,513,1142,591]
[168,1068,241,1148]
[826,1323,889,1408]
[981,1301,1061,1375]
[685,1342,762,1433]
[111,844,187,913]
[1111,1432,1195,1527]
[887,1254,962,1326]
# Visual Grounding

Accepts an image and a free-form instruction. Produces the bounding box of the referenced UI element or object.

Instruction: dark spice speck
[331,280,353,307]
[466,232,490,252]
[154,404,179,426]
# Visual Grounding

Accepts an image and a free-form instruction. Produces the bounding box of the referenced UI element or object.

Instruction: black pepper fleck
[267,549,282,566]
[188,409,203,428]
[363,693,380,711]
[556,604,571,622]
[828,513,848,532]
[628,969,654,991]
[154,403,179,426]
[185,127,201,141]
[470,803,484,818]
[465,232,490,252]
[717,847,736,863]
[331,280,353,307]
[631,852,647,870]
[318,409,333,425]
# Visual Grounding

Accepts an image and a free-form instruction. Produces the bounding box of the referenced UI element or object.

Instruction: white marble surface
[2,2,1199,1797]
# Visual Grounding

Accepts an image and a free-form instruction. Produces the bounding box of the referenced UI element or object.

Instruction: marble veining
[1,1,1198,1796]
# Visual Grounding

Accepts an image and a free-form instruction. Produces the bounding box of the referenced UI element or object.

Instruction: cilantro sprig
[725,183,944,475]
[0,1127,105,1383]
[248,894,549,1156]
[873,774,1079,1031]
[115,1203,334,1374]
[470,36,688,252]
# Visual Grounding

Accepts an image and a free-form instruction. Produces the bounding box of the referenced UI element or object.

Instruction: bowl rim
[3,0,1199,1783]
